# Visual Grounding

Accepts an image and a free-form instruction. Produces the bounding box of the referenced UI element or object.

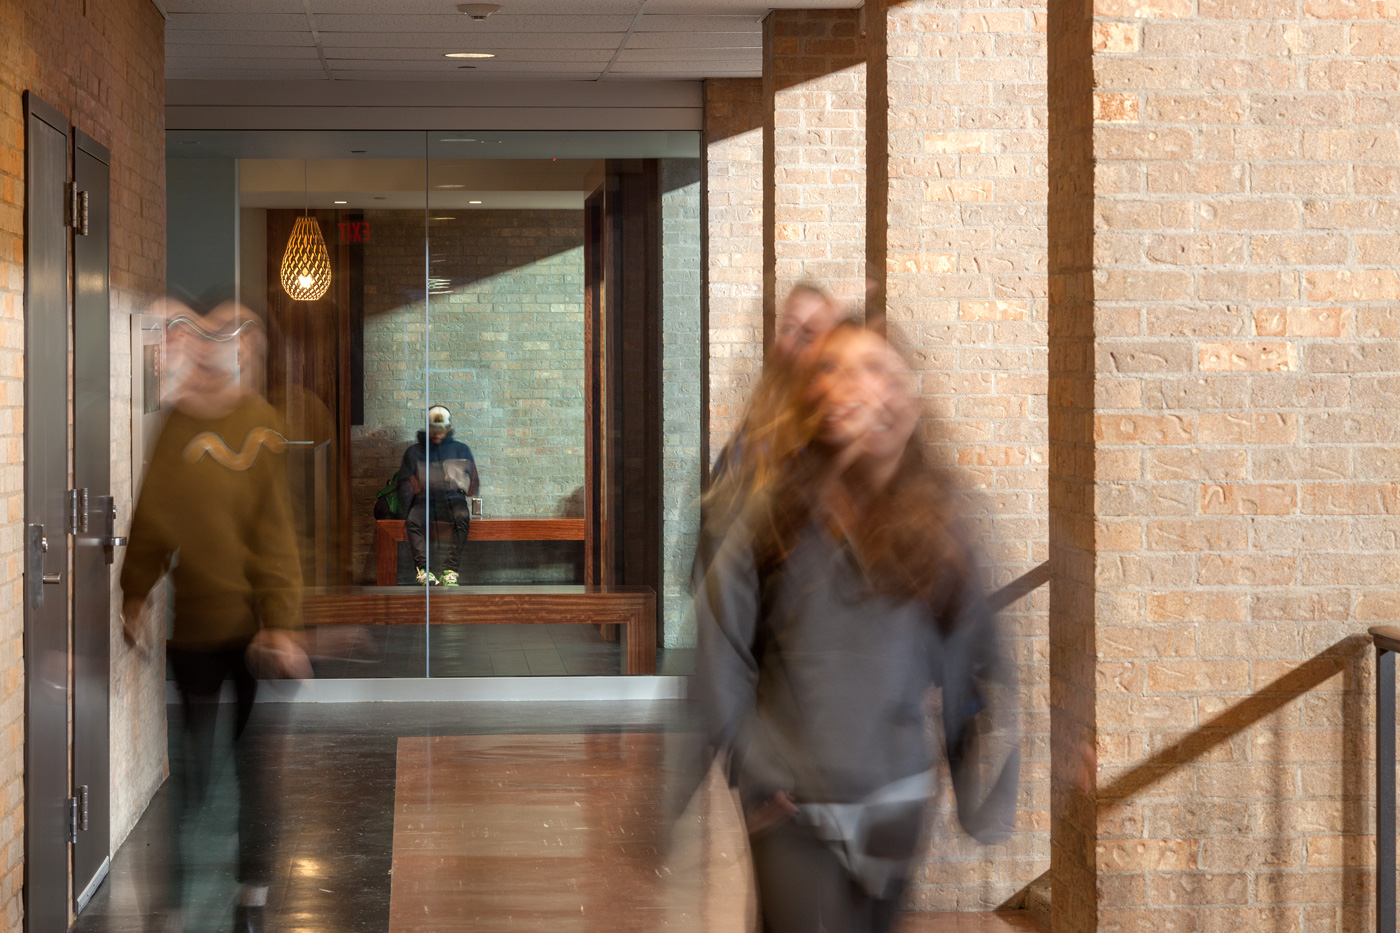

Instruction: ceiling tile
[317,31,626,48]
[617,47,759,61]
[166,67,331,80]
[165,0,302,11]
[312,14,636,31]
[325,47,615,62]
[627,32,762,50]
[166,56,325,70]
[164,29,314,45]
[309,0,642,12]
[328,59,607,72]
[642,0,856,9]
[165,43,321,59]
[167,12,309,29]
[609,61,758,72]
[634,15,763,31]
[331,70,605,81]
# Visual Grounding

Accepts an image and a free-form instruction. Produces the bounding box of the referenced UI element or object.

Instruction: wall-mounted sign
[338,221,371,243]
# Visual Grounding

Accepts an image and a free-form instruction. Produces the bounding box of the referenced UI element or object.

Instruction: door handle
[26,524,55,609]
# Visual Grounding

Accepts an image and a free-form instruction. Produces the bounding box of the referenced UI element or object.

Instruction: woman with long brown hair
[696,320,1019,932]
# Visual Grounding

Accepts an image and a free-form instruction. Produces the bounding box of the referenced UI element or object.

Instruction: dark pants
[406,493,472,572]
[749,820,906,933]
[167,641,274,906]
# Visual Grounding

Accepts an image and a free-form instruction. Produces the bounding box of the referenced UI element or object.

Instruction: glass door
[163,128,703,682]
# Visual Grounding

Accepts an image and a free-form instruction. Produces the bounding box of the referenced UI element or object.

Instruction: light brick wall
[661,160,703,650]
[350,209,586,582]
[0,0,166,924]
[703,79,765,470]
[872,0,1053,912]
[1074,0,1400,927]
[764,9,869,321]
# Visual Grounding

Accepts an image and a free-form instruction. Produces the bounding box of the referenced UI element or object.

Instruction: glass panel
[166,129,432,679]
[422,132,703,677]
[163,128,705,680]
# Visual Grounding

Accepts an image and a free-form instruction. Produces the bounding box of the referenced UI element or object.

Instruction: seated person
[397,405,479,585]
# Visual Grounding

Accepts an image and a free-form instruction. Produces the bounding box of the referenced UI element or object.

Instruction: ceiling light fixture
[457,3,500,19]
[469,200,482,205]
[334,200,347,205]
[280,161,332,302]
[445,52,494,59]
[438,184,465,189]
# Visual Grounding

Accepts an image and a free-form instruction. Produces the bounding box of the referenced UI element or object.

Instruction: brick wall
[349,209,586,582]
[1073,0,1400,926]
[0,0,166,925]
[661,160,703,650]
[703,79,765,470]
[872,0,1054,912]
[764,9,869,324]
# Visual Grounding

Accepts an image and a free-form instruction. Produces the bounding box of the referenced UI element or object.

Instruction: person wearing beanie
[396,405,479,585]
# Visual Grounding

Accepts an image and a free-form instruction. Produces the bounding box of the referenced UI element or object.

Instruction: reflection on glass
[163,129,702,679]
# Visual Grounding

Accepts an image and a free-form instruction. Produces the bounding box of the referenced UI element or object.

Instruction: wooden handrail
[1372,625,1400,655]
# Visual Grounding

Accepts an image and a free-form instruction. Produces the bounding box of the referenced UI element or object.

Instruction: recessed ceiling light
[445,52,494,59]
[469,200,482,205]
[334,200,347,204]
[433,216,455,221]
[438,184,465,189]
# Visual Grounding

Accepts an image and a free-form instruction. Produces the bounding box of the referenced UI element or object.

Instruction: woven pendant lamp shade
[280,216,332,301]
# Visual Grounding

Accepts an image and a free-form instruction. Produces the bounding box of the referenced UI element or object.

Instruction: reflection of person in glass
[398,405,479,586]
[696,320,1019,933]
[120,299,310,933]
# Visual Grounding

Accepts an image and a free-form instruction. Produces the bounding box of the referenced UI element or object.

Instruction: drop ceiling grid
[157,0,862,81]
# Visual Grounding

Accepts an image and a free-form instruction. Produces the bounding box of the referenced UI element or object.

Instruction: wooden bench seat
[302,585,656,675]
[376,518,584,586]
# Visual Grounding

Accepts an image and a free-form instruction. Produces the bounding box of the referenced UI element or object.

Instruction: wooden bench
[302,585,656,675]
[376,517,584,586]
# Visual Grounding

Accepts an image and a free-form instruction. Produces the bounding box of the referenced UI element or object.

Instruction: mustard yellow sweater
[121,394,302,646]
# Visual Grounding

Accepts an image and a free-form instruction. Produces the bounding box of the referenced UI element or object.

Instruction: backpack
[373,470,402,520]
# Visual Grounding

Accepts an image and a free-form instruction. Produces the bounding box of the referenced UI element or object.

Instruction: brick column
[703,78,765,470]
[869,0,1052,912]
[1049,0,1400,926]
[763,9,867,340]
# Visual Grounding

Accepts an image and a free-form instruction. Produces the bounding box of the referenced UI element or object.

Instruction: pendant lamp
[280,161,332,301]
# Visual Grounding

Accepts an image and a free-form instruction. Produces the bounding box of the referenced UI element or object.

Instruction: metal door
[22,91,71,933]
[72,129,113,914]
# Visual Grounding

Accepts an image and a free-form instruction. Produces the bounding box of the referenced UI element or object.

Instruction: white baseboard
[166,675,690,704]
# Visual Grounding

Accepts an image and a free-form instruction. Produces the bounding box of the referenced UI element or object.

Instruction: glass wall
[162,129,702,679]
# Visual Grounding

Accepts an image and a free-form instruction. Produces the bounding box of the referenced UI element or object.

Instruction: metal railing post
[1373,627,1398,933]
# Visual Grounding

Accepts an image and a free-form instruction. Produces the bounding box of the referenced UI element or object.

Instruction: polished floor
[74,701,1042,933]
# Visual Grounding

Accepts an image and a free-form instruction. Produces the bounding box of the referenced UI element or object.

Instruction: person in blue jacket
[397,405,479,585]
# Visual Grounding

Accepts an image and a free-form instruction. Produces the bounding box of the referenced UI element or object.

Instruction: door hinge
[66,488,88,534]
[66,796,78,843]
[77,785,90,832]
[69,184,89,236]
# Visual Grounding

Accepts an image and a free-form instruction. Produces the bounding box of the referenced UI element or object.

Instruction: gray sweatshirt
[695,505,1019,852]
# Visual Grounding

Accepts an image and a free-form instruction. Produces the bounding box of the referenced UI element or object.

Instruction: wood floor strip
[388,733,1044,932]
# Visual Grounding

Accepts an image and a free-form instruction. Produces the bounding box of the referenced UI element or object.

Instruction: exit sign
[338,221,371,243]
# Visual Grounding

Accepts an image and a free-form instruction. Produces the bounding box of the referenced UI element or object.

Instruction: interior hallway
[73,701,1044,933]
